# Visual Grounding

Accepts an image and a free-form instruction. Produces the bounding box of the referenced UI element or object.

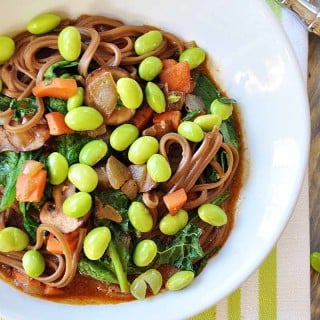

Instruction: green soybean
[165,270,195,291]
[110,123,139,151]
[67,87,84,111]
[147,154,171,182]
[22,250,45,277]
[83,226,111,260]
[128,136,159,164]
[68,163,98,192]
[58,26,81,61]
[128,201,153,232]
[79,140,108,166]
[116,78,143,109]
[311,252,320,273]
[133,239,158,267]
[178,121,204,142]
[145,82,166,113]
[179,47,206,69]
[138,56,163,81]
[65,106,104,131]
[47,152,69,185]
[27,13,61,35]
[0,36,15,65]
[194,114,222,131]
[0,227,29,252]
[130,269,162,300]
[63,192,92,218]
[210,99,233,120]
[159,209,188,235]
[198,203,228,226]
[134,30,163,56]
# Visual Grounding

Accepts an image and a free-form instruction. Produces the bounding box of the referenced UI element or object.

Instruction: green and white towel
[191,1,310,319]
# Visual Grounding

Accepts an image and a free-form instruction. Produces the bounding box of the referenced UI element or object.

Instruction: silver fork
[276,0,320,36]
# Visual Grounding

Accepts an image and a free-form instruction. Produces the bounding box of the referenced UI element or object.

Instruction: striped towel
[190,1,311,319]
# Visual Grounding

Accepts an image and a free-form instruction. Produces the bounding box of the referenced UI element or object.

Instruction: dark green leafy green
[0,94,11,111]
[18,202,39,241]
[158,223,204,271]
[44,60,79,79]
[10,97,37,120]
[181,109,201,121]
[0,151,31,211]
[45,97,68,114]
[55,133,95,165]
[220,117,239,149]
[193,245,221,276]
[218,96,237,104]
[78,257,118,284]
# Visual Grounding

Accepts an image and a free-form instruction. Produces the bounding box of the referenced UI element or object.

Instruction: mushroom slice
[121,179,138,201]
[94,196,122,223]
[128,164,158,192]
[142,120,173,139]
[85,67,118,120]
[40,181,90,233]
[106,155,131,189]
[105,106,135,126]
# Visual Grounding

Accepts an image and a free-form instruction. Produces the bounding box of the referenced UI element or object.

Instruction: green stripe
[266,0,282,18]
[189,305,216,320]
[228,288,241,320]
[259,248,277,320]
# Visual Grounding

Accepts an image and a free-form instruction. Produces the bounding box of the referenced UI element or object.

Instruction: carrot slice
[16,160,47,203]
[45,112,74,135]
[153,110,181,131]
[46,230,79,255]
[161,59,178,69]
[159,61,191,93]
[163,188,188,215]
[32,78,78,99]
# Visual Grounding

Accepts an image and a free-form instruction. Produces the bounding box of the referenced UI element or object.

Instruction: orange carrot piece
[16,160,47,203]
[153,110,182,131]
[45,112,74,135]
[46,230,79,255]
[32,78,78,99]
[131,104,154,131]
[163,188,188,215]
[162,59,178,69]
[159,61,191,93]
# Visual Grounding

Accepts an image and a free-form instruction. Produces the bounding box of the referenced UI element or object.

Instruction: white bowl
[0,0,310,319]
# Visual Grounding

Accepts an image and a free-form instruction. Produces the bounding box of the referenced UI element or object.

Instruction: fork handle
[278,0,320,36]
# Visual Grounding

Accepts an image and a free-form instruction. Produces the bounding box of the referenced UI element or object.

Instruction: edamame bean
[147,154,171,182]
[0,227,29,252]
[128,201,153,232]
[177,121,204,142]
[65,106,104,131]
[145,82,166,113]
[116,78,143,109]
[134,30,163,56]
[198,203,228,226]
[58,26,81,61]
[68,163,98,192]
[179,47,206,69]
[130,269,162,300]
[133,239,158,267]
[159,209,188,235]
[311,252,320,272]
[128,136,159,164]
[138,56,163,81]
[165,270,195,291]
[63,192,92,218]
[210,99,233,120]
[47,152,69,185]
[79,140,108,166]
[0,36,15,65]
[67,87,84,111]
[110,124,139,151]
[27,13,61,35]
[83,226,111,260]
[194,114,222,131]
[22,250,45,277]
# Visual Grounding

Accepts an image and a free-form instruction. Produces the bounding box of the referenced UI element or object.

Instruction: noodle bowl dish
[0,0,309,319]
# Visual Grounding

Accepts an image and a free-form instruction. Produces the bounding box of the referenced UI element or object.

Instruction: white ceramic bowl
[0,0,310,319]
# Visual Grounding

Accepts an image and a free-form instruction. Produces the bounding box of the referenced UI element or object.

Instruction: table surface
[308,0,320,317]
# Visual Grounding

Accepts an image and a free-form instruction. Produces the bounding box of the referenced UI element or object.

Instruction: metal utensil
[276,0,320,36]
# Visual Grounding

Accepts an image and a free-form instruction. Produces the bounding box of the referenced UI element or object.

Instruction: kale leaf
[0,94,11,111]
[10,97,38,120]
[45,97,68,114]
[220,117,239,149]
[158,223,204,271]
[19,202,40,241]
[44,60,79,79]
